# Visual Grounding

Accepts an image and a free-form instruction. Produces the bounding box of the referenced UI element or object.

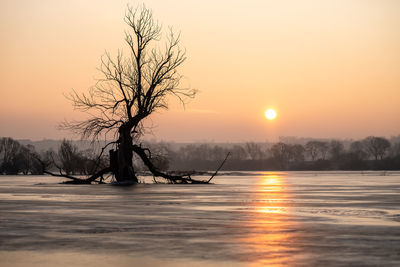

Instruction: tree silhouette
[271,142,291,169]
[362,136,391,161]
[50,5,225,184]
[305,141,328,161]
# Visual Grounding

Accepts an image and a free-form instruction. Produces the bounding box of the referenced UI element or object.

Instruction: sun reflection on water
[256,174,286,213]
[261,175,281,186]
[237,173,301,266]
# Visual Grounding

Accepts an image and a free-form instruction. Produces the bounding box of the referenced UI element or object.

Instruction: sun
[265,109,277,120]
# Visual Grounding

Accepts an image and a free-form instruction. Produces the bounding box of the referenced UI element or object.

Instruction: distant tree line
[1,136,399,174]
[0,138,43,175]
[150,136,400,171]
[0,138,107,175]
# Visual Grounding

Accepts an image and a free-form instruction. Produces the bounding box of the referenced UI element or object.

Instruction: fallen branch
[43,170,89,184]
[89,141,117,174]
[132,144,229,184]
[33,145,112,184]
[85,166,112,183]
[207,152,230,183]
[43,167,112,184]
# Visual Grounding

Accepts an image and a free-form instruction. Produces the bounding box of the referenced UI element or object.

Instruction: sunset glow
[0,0,399,141]
[0,2,399,266]
[265,109,277,120]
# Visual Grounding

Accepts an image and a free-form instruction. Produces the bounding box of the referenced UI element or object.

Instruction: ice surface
[0,172,399,266]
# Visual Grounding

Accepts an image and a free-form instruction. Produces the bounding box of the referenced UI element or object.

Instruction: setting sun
[265,109,277,120]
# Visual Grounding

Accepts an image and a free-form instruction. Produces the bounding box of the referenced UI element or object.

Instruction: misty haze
[1,1,399,267]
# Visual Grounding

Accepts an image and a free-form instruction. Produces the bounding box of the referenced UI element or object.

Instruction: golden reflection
[257,175,285,213]
[260,175,282,192]
[237,173,301,266]
[261,175,281,186]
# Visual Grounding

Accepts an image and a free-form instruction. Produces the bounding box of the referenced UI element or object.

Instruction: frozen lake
[1,172,400,266]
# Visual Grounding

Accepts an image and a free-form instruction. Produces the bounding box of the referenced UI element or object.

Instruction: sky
[1,0,399,142]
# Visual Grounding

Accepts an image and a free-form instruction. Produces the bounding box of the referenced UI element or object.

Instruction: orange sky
[1,0,399,142]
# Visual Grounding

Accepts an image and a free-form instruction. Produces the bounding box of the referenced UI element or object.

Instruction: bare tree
[230,145,247,160]
[349,141,368,160]
[305,141,318,161]
[289,144,305,163]
[51,5,225,184]
[389,142,400,158]
[305,141,329,161]
[271,143,305,170]
[56,140,81,175]
[245,142,264,160]
[362,136,391,161]
[0,138,43,175]
[329,140,344,161]
[0,138,22,174]
[271,142,291,169]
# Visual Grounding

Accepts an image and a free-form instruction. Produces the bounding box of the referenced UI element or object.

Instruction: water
[0,172,399,266]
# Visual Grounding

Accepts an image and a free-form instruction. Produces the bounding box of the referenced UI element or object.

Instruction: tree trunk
[113,125,138,183]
